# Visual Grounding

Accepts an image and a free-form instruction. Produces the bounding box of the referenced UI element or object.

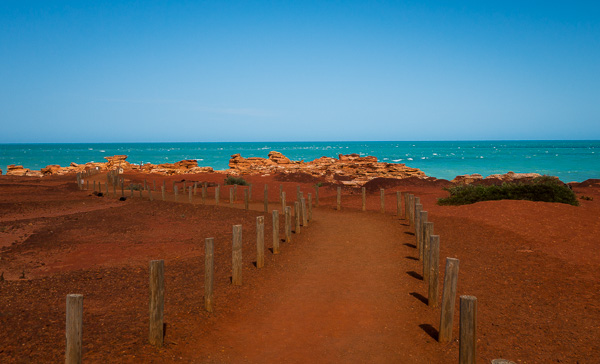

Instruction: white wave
[407,158,413,161]
[383,158,388,160]
[99,150,105,153]
[392,159,403,162]
[421,157,427,159]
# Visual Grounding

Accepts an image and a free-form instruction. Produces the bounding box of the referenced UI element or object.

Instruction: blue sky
[1,1,599,142]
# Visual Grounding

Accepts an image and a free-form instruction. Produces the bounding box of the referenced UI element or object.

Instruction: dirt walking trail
[182,207,449,363]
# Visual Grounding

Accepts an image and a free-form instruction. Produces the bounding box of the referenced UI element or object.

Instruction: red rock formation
[228,151,427,186]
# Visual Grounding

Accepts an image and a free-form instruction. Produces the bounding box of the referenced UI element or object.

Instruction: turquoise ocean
[1,141,599,182]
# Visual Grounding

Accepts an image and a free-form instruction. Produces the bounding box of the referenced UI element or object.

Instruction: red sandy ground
[0,172,599,363]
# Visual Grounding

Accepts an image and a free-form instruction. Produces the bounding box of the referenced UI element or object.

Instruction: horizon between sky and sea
[1,140,598,183]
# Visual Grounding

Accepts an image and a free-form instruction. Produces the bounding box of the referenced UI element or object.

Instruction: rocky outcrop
[6,165,43,177]
[452,171,544,185]
[228,152,427,186]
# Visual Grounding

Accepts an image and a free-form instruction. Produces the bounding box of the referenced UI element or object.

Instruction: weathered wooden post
[315,185,319,206]
[419,211,428,258]
[281,191,286,215]
[272,210,280,254]
[112,180,116,197]
[264,184,268,213]
[144,179,148,191]
[459,295,477,364]
[279,184,283,200]
[202,182,207,204]
[174,185,179,201]
[215,185,220,205]
[149,259,165,346]
[86,180,89,190]
[294,202,301,234]
[336,186,341,211]
[405,193,411,222]
[244,189,249,210]
[161,186,165,201]
[413,196,420,226]
[248,184,252,201]
[285,206,292,243]
[301,197,308,227]
[233,184,237,201]
[380,189,385,213]
[149,188,153,201]
[229,188,234,205]
[183,181,187,194]
[256,216,264,268]
[121,179,125,198]
[188,186,192,203]
[396,191,402,217]
[93,180,96,191]
[65,294,83,364]
[193,182,197,196]
[414,203,422,248]
[153,180,156,191]
[428,235,440,308]
[423,222,434,268]
[362,187,366,211]
[232,225,242,285]
[308,193,313,221]
[172,180,176,192]
[439,258,460,343]
[205,238,214,312]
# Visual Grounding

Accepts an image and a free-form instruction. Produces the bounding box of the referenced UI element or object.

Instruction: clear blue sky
[1,1,599,143]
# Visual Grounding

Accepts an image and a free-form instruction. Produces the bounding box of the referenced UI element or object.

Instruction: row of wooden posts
[403,192,476,364]
[73,171,476,363]
[66,173,315,363]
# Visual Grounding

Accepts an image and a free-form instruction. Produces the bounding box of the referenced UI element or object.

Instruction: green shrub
[224,176,248,186]
[438,177,578,206]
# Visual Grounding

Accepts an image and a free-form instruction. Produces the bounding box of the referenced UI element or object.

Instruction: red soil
[0,173,599,363]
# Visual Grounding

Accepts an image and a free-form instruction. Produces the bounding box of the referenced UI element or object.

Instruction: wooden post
[405,193,411,223]
[308,193,313,221]
[294,202,301,234]
[279,184,283,200]
[65,294,83,364]
[204,238,214,312]
[459,296,477,364]
[285,206,292,243]
[336,186,341,211]
[264,184,268,213]
[248,184,252,201]
[188,186,192,203]
[149,260,164,346]
[174,185,179,201]
[232,225,242,285]
[380,189,385,213]
[215,185,220,205]
[149,188,153,201]
[153,180,156,191]
[362,187,366,211]
[419,211,428,260]
[414,203,422,249]
[413,196,420,226]
[439,258,460,343]
[422,222,434,268]
[272,210,280,254]
[256,216,264,268]
[93,180,96,191]
[428,235,440,307]
[281,191,286,215]
[244,189,249,210]
[202,182,207,204]
[86,180,89,190]
[396,191,402,217]
[193,182,197,195]
[233,184,237,201]
[183,181,187,194]
[161,186,165,201]
[144,179,148,191]
[130,184,134,197]
[301,197,308,227]
[315,185,319,206]
[229,188,234,205]
[139,187,143,198]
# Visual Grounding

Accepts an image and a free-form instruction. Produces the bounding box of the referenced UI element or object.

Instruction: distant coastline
[1,140,599,182]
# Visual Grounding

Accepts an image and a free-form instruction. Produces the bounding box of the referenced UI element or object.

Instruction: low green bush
[224,176,248,186]
[437,176,578,206]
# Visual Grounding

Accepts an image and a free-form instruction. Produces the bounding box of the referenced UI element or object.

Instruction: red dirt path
[0,172,599,363]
